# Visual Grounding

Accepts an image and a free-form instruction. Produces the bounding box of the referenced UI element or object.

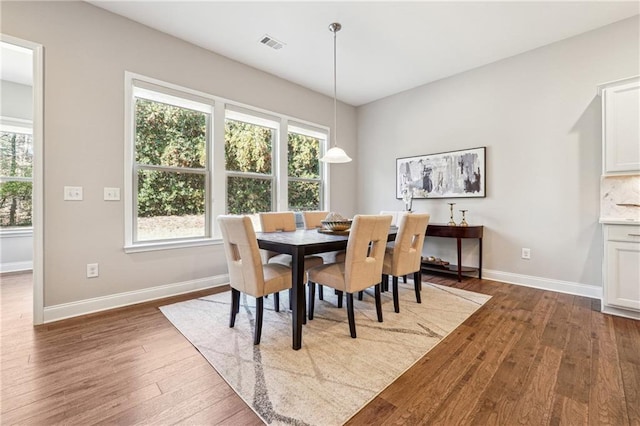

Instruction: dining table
[256,227,397,350]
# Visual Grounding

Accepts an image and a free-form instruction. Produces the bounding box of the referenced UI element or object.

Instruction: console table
[422,224,484,282]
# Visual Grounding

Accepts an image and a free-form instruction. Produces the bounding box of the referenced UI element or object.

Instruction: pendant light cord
[333,26,338,148]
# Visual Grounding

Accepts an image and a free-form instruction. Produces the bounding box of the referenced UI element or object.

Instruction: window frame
[287,122,327,212]
[124,72,330,252]
[124,73,215,252]
[224,108,280,214]
[0,116,34,236]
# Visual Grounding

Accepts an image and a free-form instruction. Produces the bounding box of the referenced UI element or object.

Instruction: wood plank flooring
[1,271,638,425]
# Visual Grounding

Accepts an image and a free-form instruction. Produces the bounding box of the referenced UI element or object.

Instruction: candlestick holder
[459,210,468,227]
[447,203,456,226]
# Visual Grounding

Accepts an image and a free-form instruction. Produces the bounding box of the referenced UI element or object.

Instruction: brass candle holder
[447,203,456,226]
[459,209,468,226]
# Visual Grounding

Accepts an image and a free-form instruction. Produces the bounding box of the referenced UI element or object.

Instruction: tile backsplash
[601,175,640,220]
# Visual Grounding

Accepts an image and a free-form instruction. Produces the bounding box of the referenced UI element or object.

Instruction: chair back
[344,214,393,292]
[392,213,430,276]
[302,211,329,230]
[217,215,265,296]
[259,211,297,232]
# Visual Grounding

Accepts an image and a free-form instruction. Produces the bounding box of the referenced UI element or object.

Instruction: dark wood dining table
[256,228,397,350]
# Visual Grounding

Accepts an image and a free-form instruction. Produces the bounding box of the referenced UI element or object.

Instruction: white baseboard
[0,261,33,274]
[600,304,640,320]
[43,274,229,323]
[483,269,602,300]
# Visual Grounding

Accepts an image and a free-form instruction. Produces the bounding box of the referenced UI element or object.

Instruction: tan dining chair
[382,213,430,313]
[259,212,323,269]
[379,210,411,290]
[259,212,323,310]
[307,214,393,338]
[301,210,345,301]
[301,211,329,230]
[217,215,292,345]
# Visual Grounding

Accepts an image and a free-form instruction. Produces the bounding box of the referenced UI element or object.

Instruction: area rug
[160,281,490,425]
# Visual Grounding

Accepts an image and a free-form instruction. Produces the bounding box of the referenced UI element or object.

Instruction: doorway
[0,35,44,324]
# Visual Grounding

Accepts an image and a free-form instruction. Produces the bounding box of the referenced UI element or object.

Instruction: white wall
[1,1,357,316]
[1,80,34,273]
[1,80,32,119]
[357,16,640,296]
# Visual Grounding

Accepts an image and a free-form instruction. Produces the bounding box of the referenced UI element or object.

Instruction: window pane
[227,176,272,214]
[135,99,207,168]
[136,169,205,241]
[225,119,273,174]
[288,132,320,179]
[288,181,320,211]
[0,181,32,228]
[0,132,33,178]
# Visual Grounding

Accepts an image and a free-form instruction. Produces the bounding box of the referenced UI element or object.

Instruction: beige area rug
[160,281,490,425]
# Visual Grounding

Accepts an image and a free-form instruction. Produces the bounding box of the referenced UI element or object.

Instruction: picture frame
[396,147,486,199]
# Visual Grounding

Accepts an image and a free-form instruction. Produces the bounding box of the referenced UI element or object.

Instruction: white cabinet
[599,76,640,174]
[602,224,640,319]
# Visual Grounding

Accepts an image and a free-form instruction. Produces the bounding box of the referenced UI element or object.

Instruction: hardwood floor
[1,271,638,425]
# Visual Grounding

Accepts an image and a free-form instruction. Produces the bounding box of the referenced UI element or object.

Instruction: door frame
[1,34,45,324]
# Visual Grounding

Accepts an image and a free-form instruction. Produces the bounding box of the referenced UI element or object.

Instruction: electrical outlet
[521,248,531,260]
[86,263,99,278]
[64,186,83,201]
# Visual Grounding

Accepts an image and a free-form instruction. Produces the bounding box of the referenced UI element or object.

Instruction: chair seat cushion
[262,263,293,295]
[268,254,323,270]
[382,247,419,277]
[307,262,346,291]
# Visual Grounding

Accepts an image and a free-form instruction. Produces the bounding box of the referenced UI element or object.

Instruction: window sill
[124,237,222,253]
[1,228,34,238]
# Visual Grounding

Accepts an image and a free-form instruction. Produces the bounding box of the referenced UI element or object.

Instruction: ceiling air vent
[260,35,285,50]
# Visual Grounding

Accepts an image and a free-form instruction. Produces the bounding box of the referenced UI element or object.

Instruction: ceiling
[4,2,639,105]
[88,1,638,106]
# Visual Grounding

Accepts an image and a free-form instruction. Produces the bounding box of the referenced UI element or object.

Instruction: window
[287,124,325,211]
[129,79,212,244]
[0,119,33,230]
[125,73,329,250]
[225,110,278,214]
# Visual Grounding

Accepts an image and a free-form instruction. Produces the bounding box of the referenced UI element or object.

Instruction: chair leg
[254,297,264,345]
[392,276,400,313]
[414,271,422,303]
[337,290,344,308]
[318,284,324,300]
[358,291,363,301]
[403,275,408,283]
[229,288,240,327]
[346,293,356,338]
[274,292,280,312]
[381,274,388,292]
[374,284,383,322]
[289,289,292,310]
[308,281,315,320]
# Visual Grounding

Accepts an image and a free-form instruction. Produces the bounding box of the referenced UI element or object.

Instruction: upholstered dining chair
[301,210,344,302]
[382,213,430,313]
[379,210,411,290]
[259,212,323,310]
[301,211,329,230]
[217,215,292,345]
[307,214,393,338]
[259,211,324,268]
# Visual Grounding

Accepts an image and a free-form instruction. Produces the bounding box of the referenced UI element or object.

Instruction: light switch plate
[64,186,83,201]
[104,187,120,201]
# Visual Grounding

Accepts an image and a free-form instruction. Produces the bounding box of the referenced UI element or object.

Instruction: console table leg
[478,237,483,279]
[456,237,462,282]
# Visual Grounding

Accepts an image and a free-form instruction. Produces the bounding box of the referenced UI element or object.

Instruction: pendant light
[320,22,352,163]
